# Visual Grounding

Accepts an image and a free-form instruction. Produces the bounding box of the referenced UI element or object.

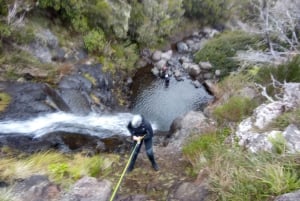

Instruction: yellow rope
[109,142,139,201]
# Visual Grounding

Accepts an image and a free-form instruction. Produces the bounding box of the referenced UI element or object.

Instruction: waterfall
[0,112,158,138]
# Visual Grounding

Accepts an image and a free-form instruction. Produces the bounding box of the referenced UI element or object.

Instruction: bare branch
[255,83,275,102]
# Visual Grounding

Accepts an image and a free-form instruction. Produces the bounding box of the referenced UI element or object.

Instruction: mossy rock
[0,92,11,112]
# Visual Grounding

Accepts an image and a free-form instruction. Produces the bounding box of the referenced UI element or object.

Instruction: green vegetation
[0,92,11,111]
[268,132,287,154]
[270,108,300,130]
[194,31,264,77]
[213,96,257,123]
[0,151,118,188]
[183,132,300,201]
[183,0,234,25]
[256,55,300,84]
[83,29,107,54]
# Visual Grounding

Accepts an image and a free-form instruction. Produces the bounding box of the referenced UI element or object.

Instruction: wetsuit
[127,117,158,171]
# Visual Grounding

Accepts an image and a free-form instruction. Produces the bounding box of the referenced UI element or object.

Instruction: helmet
[131,115,142,128]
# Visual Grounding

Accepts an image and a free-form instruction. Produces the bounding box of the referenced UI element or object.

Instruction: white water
[0,112,158,138]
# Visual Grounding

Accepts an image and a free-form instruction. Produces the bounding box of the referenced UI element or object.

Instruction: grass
[0,150,119,188]
[183,132,300,201]
[213,96,258,124]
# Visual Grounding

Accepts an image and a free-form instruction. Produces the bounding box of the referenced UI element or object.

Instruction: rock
[215,69,221,76]
[274,190,300,201]
[168,182,210,201]
[13,175,61,201]
[203,80,218,96]
[187,64,201,79]
[199,61,213,70]
[283,124,300,153]
[176,42,189,53]
[152,50,162,61]
[61,177,112,201]
[115,194,149,201]
[167,111,215,150]
[161,50,173,60]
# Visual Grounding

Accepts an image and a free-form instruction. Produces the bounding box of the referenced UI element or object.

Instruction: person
[126,114,159,172]
[165,73,170,87]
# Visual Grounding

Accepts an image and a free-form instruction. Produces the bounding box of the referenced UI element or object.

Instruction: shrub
[256,55,300,85]
[83,29,107,53]
[213,96,257,123]
[194,31,264,77]
[183,0,233,25]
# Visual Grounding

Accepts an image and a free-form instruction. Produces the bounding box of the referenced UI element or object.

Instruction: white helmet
[131,115,142,128]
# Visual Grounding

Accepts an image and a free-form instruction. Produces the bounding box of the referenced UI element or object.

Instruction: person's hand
[133,136,144,144]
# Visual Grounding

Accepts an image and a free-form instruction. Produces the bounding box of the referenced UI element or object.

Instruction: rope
[109,141,140,201]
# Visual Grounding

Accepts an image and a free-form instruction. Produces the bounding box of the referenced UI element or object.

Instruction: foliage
[269,108,300,130]
[83,29,107,53]
[213,96,257,123]
[256,55,300,85]
[182,128,231,169]
[0,92,11,111]
[0,151,110,187]
[183,132,300,201]
[129,0,184,47]
[268,133,287,154]
[183,0,235,25]
[194,31,264,77]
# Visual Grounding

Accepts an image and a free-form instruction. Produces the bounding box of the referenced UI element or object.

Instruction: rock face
[166,111,216,151]
[12,175,61,201]
[235,83,300,153]
[0,63,116,120]
[274,190,300,201]
[61,177,112,201]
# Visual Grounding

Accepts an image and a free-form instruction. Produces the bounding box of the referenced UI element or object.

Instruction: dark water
[130,66,214,131]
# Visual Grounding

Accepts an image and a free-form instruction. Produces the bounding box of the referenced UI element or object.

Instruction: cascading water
[0,112,158,138]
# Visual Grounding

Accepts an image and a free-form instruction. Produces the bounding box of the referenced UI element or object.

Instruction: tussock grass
[183,132,300,201]
[213,96,257,123]
[0,151,118,188]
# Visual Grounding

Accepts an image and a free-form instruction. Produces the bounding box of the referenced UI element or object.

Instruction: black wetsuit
[127,117,158,171]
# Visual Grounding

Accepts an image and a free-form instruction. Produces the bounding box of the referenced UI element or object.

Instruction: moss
[0,92,11,112]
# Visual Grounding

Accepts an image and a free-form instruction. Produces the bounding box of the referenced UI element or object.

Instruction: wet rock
[0,82,54,120]
[176,42,188,53]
